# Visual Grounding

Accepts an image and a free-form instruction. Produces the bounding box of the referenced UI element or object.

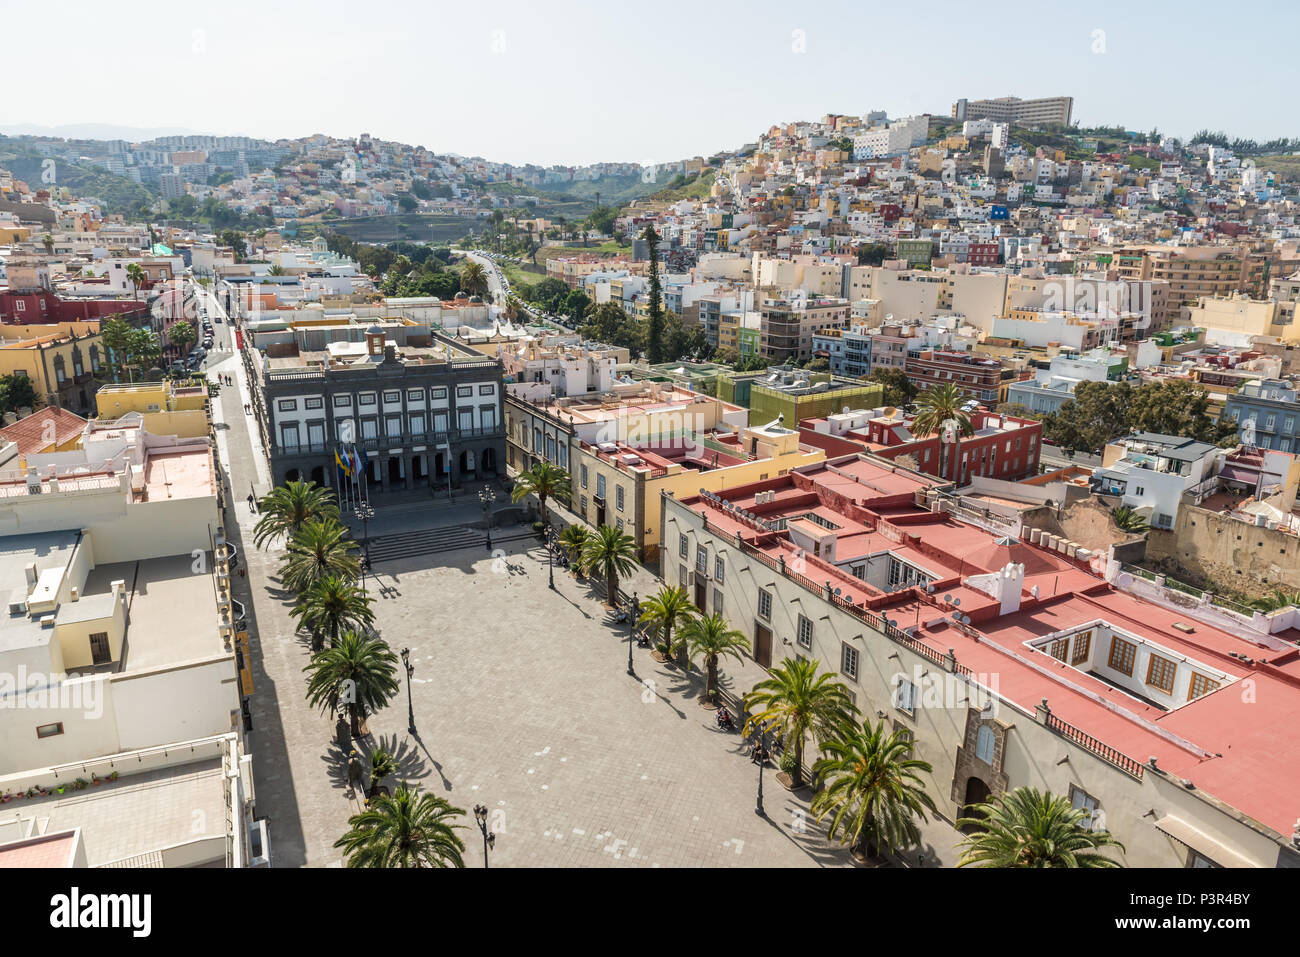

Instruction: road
[459,249,507,305]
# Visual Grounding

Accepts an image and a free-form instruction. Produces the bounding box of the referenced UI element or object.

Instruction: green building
[717,366,884,426]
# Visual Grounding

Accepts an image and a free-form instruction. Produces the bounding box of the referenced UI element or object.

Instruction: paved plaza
[208,345,961,869]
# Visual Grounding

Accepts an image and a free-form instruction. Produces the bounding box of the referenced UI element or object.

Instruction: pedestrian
[247,493,256,513]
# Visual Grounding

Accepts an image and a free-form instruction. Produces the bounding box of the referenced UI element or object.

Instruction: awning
[1154,815,1259,868]
[1216,465,1259,485]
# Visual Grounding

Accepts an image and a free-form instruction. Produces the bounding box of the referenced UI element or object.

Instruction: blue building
[1221,379,1300,453]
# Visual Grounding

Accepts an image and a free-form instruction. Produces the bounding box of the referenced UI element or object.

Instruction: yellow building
[94,378,210,437]
[1185,293,1299,344]
[0,322,106,415]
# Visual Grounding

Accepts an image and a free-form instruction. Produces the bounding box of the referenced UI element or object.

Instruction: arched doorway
[413,454,428,481]
[387,456,404,486]
[284,468,301,484]
[481,447,498,474]
[309,465,326,486]
[960,777,993,833]
[459,449,476,477]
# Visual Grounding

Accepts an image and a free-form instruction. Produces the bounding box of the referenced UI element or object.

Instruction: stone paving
[207,338,962,869]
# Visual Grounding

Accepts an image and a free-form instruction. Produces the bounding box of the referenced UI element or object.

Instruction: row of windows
[1106,635,1220,701]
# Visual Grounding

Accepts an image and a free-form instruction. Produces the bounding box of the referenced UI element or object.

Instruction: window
[580,495,587,514]
[432,387,448,400]
[596,474,606,499]
[36,722,64,739]
[1108,636,1137,676]
[758,588,772,620]
[1134,486,1144,497]
[1071,630,1091,665]
[581,465,588,489]
[696,544,707,574]
[1187,850,1221,869]
[616,486,625,511]
[359,393,376,406]
[333,395,351,408]
[797,614,813,648]
[679,564,688,588]
[457,386,473,398]
[1069,785,1101,830]
[713,589,724,615]
[894,676,916,715]
[383,390,401,404]
[1188,671,1220,702]
[975,724,996,764]
[616,518,624,531]
[479,385,494,396]
[1048,638,1069,662]
[1146,653,1177,693]
[714,556,725,584]
[407,389,424,403]
[277,399,298,412]
[679,533,689,558]
[305,397,323,410]
[841,642,859,680]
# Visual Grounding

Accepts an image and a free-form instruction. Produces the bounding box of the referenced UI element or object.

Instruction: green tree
[368,748,399,794]
[254,480,340,549]
[866,367,918,407]
[100,315,132,382]
[290,574,375,651]
[460,260,490,297]
[744,658,858,789]
[334,784,466,868]
[956,787,1125,868]
[168,319,196,355]
[510,461,569,523]
[1041,381,1131,456]
[856,242,892,266]
[637,585,697,665]
[682,613,750,703]
[811,719,938,860]
[0,374,38,416]
[1111,506,1149,533]
[1249,590,1300,613]
[304,630,400,736]
[643,225,666,364]
[280,518,361,593]
[123,327,161,379]
[581,524,638,607]
[1127,379,1221,442]
[124,263,145,301]
[911,383,975,479]
[558,524,590,571]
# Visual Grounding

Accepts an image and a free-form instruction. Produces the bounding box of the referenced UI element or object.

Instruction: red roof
[0,407,87,455]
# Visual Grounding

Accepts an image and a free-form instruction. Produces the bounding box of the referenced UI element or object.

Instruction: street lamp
[400,647,415,734]
[478,487,497,550]
[356,503,375,594]
[546,525,556,590]
[751,729,771,817]
[627,591,639,676]
[473,804,496,868]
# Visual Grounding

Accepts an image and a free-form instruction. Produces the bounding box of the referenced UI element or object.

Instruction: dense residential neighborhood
[0,4,1295,934]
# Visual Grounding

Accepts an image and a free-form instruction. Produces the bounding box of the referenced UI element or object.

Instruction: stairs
[362,524,539,565]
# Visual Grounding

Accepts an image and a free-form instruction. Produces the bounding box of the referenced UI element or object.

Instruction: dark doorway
[284,468,301,483]
[482,447,498,474]
[309,465,325,486]
[695,579,707,611]
[754,622,772,668]
[90,632,111,665]
[459,449,475,477]
[960,777,993,833]
[413,454,428,480]
[388,456,403,485]
[435,452,446,479]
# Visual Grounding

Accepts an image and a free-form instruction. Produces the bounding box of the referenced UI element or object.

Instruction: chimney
[999,562,1026,616]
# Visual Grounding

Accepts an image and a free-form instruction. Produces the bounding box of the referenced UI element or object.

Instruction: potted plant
[74,778,89,790]
[107,771,119,782]
[779,749,799,786]
[91,774,101,786]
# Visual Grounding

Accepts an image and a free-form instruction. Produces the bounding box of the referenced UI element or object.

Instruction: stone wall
[1145,505,1300,598]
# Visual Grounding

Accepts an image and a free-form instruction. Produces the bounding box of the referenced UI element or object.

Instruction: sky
[3,0,1297,166]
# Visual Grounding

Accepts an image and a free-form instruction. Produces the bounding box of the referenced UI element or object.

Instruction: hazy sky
[4,0,1296,165]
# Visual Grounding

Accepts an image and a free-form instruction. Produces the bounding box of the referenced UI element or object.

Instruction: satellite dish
[952,598,961,607]
[926,584,935,594]
[833,588,842,596]
[943,594,953,603]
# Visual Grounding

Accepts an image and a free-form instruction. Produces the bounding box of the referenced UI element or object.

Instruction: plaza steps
[363,524,538,565]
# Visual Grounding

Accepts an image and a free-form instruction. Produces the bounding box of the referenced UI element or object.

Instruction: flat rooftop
[88,555,221,672]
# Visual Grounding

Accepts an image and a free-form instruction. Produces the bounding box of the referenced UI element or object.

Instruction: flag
[335,448,351,477]
[350,445,363,477]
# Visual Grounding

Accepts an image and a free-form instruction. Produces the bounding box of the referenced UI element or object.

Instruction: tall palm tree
[290,574,375,651]
[368,748,399,796]
[254,480,339,549]
[581,524,638,607]
[811,720,937,860]
[682,613,750,702]
[956,787,1125,868]
[510,461,569,524]
[125,262,146,300]
[558,524,590,572]
[303,630,400,736]
[334,783,466,868]
[744,658,858,789]
[460,260,489,297]
[911,383,975,482]
[637,585,698,665]
[280,517,360,593]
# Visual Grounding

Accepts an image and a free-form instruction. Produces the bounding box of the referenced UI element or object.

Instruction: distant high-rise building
[951,95,1073,128]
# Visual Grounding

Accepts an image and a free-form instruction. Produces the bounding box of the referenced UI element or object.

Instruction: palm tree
[460,260,489,297]
[744,658,859,789]
[956,787,1125,868]
[682,613,750,702]
[1112,506,1149,533]
[280,517,361,593]
[290,574,375,651]
[125,262,146,300]
[911,383,975,482]
[510,461,569,524]
[1248,589,1300,613]
[368,747,399,796]
[42,233,54,254]
[334,783,466,868]
[253,480,339,549]
[581,524,638,607]
[637,585,698,665]
[558,524,590,573]
[811,719,937,860]
[303,630,400,735]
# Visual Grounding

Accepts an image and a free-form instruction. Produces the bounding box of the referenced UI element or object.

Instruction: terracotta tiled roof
[0,407,87,455]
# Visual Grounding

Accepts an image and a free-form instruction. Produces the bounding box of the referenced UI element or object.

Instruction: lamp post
[473,803,496,868]
[400,647,415,734]
[356,503,375,595]
[627,591,639,676]
[479,487,496,551]
[751,729,770,817]
[546,525,555,590]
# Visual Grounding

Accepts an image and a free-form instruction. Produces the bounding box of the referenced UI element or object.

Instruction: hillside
[0,137,156,215]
